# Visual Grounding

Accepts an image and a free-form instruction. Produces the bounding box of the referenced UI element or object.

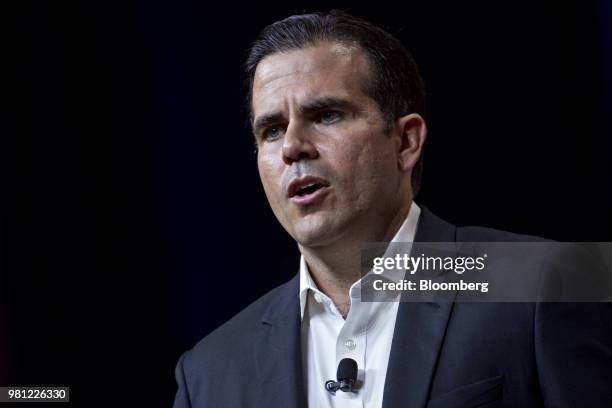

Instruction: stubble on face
[252,42,403,250]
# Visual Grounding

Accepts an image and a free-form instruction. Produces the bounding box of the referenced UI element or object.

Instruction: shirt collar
[299,202,421,320]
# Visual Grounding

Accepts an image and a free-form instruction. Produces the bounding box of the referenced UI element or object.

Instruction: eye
[262,126,284,141]
[318,111,342,125]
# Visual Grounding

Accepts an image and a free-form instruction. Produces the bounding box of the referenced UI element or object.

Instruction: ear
[394,113,427,172]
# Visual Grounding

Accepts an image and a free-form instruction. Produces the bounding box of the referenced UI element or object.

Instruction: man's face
[251,42,404,248]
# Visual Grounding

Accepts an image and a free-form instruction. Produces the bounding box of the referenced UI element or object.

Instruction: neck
[299,198,413,317]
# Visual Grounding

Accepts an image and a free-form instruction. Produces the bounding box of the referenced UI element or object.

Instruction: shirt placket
[332,287,370,408]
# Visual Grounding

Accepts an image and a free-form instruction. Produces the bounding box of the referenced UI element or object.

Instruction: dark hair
[245,10,426,195]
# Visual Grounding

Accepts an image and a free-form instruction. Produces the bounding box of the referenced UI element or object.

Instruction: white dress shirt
[299,202,421,408]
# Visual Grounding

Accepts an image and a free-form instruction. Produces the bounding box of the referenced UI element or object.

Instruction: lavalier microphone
[324,358,358,394]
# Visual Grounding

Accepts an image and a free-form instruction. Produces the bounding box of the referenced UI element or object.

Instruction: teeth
[296,183,320,196]
[298,183,313,192]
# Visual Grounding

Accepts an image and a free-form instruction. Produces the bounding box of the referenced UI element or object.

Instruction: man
[174,10,611,407]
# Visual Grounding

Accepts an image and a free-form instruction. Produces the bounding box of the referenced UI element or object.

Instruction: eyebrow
[299,96,355,115]
[252,96,356,136]
[252,112,285,137]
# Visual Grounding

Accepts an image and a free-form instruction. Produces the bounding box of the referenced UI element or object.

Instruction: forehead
[251,42,371,118]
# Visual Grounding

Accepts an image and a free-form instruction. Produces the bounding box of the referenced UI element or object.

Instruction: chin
[294,232,332,248]
[290,216,344,248]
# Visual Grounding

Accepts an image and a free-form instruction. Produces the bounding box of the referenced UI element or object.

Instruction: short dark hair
[245,10,426,195]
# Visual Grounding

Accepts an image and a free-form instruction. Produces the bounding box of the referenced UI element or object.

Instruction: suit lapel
[251,207,458,408]
[382,207,458,408]
[255,274,307,408]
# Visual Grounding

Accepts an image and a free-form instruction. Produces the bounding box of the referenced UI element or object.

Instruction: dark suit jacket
[173,207,612,407]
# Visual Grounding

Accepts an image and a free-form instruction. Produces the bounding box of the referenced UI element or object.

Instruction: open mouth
[287,177,331,205]
[295,182,324,197]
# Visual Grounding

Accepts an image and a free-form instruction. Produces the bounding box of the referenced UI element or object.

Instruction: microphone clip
[325,358,358,395]
[325,378,355,395]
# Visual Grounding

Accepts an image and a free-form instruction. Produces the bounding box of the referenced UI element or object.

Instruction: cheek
[334,139,372,174]
[257,155,283,204]
[334,140,394,197]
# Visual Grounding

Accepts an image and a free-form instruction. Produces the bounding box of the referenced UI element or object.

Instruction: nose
[282,120,318,165]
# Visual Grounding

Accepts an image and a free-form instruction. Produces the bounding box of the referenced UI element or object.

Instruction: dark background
[3,1,611,406]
